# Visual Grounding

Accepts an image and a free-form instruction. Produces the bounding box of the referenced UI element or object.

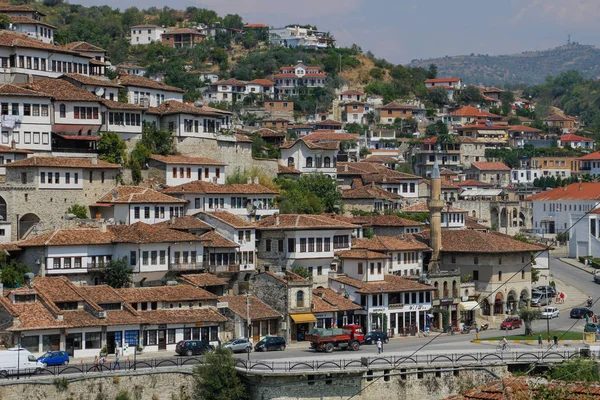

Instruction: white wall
[126,86,183,108]
[37,168,84,190]
[532,200,599,235]
[166,164,225,186]
[0,95,52,151]
[130,27,165,45]
[280,142,337,178]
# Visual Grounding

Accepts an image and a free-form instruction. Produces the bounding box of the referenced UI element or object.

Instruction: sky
[76,0,600,64]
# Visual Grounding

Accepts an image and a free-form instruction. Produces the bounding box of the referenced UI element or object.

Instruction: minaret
[427,146,444,272]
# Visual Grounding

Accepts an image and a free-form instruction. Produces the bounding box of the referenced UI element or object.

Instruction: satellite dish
[94,87,105,97]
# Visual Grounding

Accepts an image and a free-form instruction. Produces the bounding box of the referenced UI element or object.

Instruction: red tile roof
[22,78,102,102]
[150,154,225,166]
[544,114,576,121]
[63,41,106,53]
[252,128,286,138]
[525,182,600,201]
[62,74,122,88]
[278,164,302,174]
[331,275,434,294]
[215,78,247,86]
[109,222,203,244]
[163,28,205,36]
[219,295,281,320]
[577,151,600,160]
[5,156,120,169]
[457,179,494,187]
[450,106,499,118]
[507,125,542,133]
[341,185,403,201]
[403,202,466,213]
[380,102,418,110]
[352,236,430,252]
[254,214,359,230]
[279,138,339,150]
[162,181,277,195]
[313,120,344,127]
[470,161,511,171]
[248,79,274,86]
[312,288,362,312]
[101,99,146,110]
[0,31,81,55]
[0,145,32,154]
[118,285,216,302]
[336,249,390,259]
[18,228,114,247]
[413,230,546,253]
[560,133,593,142]
[97,186,186,204]
[197,231,238,248]
[147,100,222,116]
[342,90,364,95]
[344,215,423,227]
[303,132,359,141]
[244,23,268,28]
[202,211,255,228]
[0,83,51,97]
[180,273,228,287]
[116,75,185,93]
[425,78,461,83]
[155,216,213,231]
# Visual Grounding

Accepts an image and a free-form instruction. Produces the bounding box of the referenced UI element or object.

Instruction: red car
[500,317,523,330]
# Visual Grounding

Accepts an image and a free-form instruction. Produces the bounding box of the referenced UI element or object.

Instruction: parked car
[364,331,389,345]
[175,340,214,356]
[570,307,594,319]
[584,323,599,333]
[38,351,69,366]
[500,317,523,330]
[540,307,560,319]
[223,338,252,353]
[0,349,45,375]
[536,286,557,297]
[254,337,286,352]
[530,292,552,307]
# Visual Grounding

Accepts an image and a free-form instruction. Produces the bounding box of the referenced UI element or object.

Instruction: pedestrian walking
[537,334,542,349]
[553,335,558,346]
[376,338,382,354]
[560,292,565,304]
[93,355,99,372]
[113,351,121,370]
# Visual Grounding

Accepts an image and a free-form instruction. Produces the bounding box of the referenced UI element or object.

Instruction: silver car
[223,338,252,353]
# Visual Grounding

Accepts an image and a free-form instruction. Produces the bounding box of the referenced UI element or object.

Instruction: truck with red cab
[305,324,364,353]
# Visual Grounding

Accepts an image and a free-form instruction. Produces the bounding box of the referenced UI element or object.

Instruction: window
[151,251,157,265]
[308,238,315,252]
[370,263,374,274]
[40,172,45,184]
[473,270,479,280]
[288,238,295,252]
[142,251,149,265]
[306,157,313,168]
[134,207,140,219]
[216,168,220,178]
[498,271,502,281]
[324,237,331,252]
[59,104,66,118]
[474,257,478,265]
[333,235,349,249]
[144,207,150,219]
[300,238,306,252]
[521,270,525,280]
[23,104,31,116]
[63,258,71,269]
[377,262,382,274]
[324,157,331,168]
[172,167,177,178]
[296,291,305,308]
[160,250,166,264]
[54,172,59,184]
[130,251,136,266]
[266,239,272,252]
[316,238,323,252]
[65,172,70,184]
[358,262,363,274]
[85,332,102,349]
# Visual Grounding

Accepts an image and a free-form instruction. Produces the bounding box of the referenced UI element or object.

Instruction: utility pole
[246,292,251,363]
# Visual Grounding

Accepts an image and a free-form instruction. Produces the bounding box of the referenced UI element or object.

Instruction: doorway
[66,333,82,357]
[158,330,167,350]
[106,331,122,354]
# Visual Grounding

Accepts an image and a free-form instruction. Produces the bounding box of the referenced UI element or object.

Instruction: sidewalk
[551,276,589,312]
[559,257,595,276]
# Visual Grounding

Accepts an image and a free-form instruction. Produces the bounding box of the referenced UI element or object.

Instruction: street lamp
[246,292,251,364]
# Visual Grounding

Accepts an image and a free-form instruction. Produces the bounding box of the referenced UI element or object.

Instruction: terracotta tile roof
[202,211,255,228]
[341,185,403,201]
[336,249,390,259]
[255,214,359,230]
[338,162,420,182]
[362,155,398,164]
[313,120,343,127]
[252,128,286,138]
[197,230,238,248]
[0,83,51,97]
[342,90,364,95]
[470,162,510,171]
[214,78,247,86]
[0,145,32,154]
[18,228,114,247]
[446,377,600,400]
[147,100,222,116]
[150,154,225,166]
[331,275,434,294]
[101,99,146,110]
[116,63,145,70]
[155,216,213,231]
[63,41,106,53]
[507,125,541,133]
[0,31,81,55]
[264,270,309,284]
[312,288,362,312]
[413,230,546,253]
[0,4,44,14]
[577,151,600,160]
[5,157,119,169]
[139,308,226,325]
[116,75,185,93]
[425,78,461,83]
[312,295,337,312]
[236,134,253,143]
[544,114,576,121]
[22,79,101,102]
[31,276,84,303]
[451,106,499,118]
[525,182,600,201]
[219,295,281,320]
[78,285,123,304]
[403,202,466,213]
[349,215,423,227]
[248,79,274,86]
[179,273,228,287]
[162,181,277,195]
[560,133,592,142]
[279,138,340,150]
[118,285,216,302]
[352,236,431,252]
[130,24,162,29]
[379,102,418,110]
[278,164,301,174]
[97,186,186,204]
[303,132,358,142]
[109,222,203,244]
[457,179,494,187]
[8,302,66,331]
[465,217,489,231]
[244,23,268,28]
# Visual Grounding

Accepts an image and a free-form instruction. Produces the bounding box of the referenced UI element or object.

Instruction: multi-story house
[161,28,206,48]
[115,74,184,107]
[280,137,338,178]
[578,151,600,176]
[269,26,333,49]
[340,90,364,102]
[567,206,600,258]
[90,186,187,225]
[403,202,467,229]
[63,42,109,76]
[424,77,463,100]
[341,183,403,215]
[544,114,577,132]
[330,214,423,236]
[145,100,231,139]
[508,125,544,148]
[443,106,502,127]
[263,100,294,120]
[59,74,122,102]
[0,83,52,152]
[115,63,146,77]
[330,249,435,333]
[197,211,257,272]
[413,137,462,176]
[530,156,579,174]
[352,236,431,277]
[527,182,600,236]
[203,78,248,103]
[0,145,31,182]
[464,162,511,187]
[217,294,282,342]
[377,102,417,124]
[343,101,372,124]
[0,4,55,44]
[557,133,594,149]
[273,62,327,96]
[0,31,96,83]
[0,276,226,357]
[0,156,120,240]
[246,79,275,97]
[162,180,278,221]
[101,99,146,143]
[147,154,226,186]
[254,213,358,287]
[456,123,508,149]
[129,24,166,45]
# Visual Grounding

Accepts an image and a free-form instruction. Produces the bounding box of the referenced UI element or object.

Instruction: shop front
[290,313,316,341]
[314,312,335,329]
[459,300,480,326]
[387,304,432,337]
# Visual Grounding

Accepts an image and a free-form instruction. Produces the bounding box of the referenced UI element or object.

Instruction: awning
[459,301,481,311]
[290,313,317,324]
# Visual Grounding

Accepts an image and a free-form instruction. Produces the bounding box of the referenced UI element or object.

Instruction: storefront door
[158,330,167,350]
[66,333,82,357]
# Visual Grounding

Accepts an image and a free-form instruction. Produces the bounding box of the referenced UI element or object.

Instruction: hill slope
[408,43,600,85]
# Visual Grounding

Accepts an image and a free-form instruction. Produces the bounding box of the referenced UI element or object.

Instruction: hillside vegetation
[408,43,600,86]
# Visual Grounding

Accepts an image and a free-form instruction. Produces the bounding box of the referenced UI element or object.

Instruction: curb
[559,258,594,275]
[472,339,583,344]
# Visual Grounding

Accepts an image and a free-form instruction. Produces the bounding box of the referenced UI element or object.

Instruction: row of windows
[0,57,88,75]
[357,262,383,275]
[73,106,99,120]
[133,206,184,219]
[543,202,594,213]
[49,256,111,269]
[297,237,332,253]
[40,171,79,185]
[1,131,50,146]
[386,183,417,194]
[108,112,141,126]
[133,92,164,105]
[0,103,49,117]
[237,230,253,243]
[172,167,220,179]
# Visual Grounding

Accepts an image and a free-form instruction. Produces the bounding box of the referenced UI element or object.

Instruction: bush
[67,204,88,219]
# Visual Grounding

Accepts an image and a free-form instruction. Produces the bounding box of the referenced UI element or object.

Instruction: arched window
[59,104,66,118]
[306,157,313,168]
[296,291,305,308]
[434,282,439,299]
[287,157,294,167]
[472,210,477,218]
[324,156,331,168]
[443,281,448,298]
[452,280,458,297]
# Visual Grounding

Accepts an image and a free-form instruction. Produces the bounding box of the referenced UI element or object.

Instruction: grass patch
[485,330,583,341]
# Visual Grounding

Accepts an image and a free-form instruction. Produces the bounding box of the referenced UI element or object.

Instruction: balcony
[206,264,240,274]
[168,262,204,271]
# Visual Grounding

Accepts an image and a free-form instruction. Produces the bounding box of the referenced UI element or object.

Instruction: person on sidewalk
[113,351,121,370]
[553,335,558,346]
[93,355,99,372]
[537,334,542,349]
[377,338,382,354]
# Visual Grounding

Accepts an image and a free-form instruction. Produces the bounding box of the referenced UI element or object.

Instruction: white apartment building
[130,25,166,45]
[0,5,55,44]
[273,63,327,96]
[352,236,431,277]
[279,138,338,178]
[148,154,226,186]
[145,100,230,139]
[116,74,184,108]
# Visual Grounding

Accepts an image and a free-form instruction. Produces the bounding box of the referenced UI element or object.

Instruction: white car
[540,307,560,319]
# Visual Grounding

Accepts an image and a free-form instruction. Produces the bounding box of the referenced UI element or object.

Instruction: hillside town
[0,2,599,400]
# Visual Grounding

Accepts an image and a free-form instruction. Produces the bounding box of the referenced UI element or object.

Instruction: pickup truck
[305,324,364,353]
[594,269,600,284]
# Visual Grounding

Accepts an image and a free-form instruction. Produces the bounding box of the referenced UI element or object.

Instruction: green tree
[396,163,414,174]
[500,90,515,115]
[129,143,152,169]
[97,131,127,165]
[0,254,31,288]
[192,345,247,400]
[369,68,384,80]
[425,121,449,136]
[544,358,600,382]
[222,14,244,29]
[291,266,311,279]
[0,14,10,29]
[427,86,449,107]
[507,116,521,125]
[102,258,133,288]
[456,85,485,105]
[518,307,541,336]
[298,173,343,213]
[130,160,142,184]
[427,64,438,79]
[359,147,372,158]
[67,204,88,219]
[140,123,176,156]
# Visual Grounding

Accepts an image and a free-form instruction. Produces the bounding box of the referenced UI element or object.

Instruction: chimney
[100,222,107,233]
[91,158,98,165]
[247,177,252,184]
[10,140,15,150]
[344,164,348,172]
[579,183,583,191]
[275,214,280,226]
[171,215,176,224]
[253,176,259,184]
[27,74,34,84]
